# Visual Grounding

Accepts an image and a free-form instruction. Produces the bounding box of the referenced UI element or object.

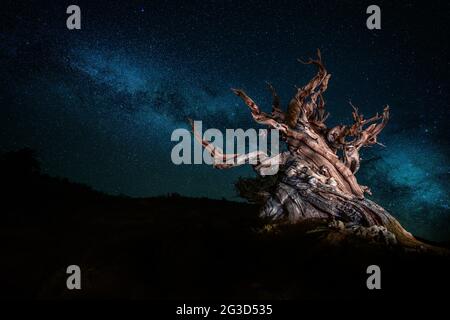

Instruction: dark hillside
[1,149,449,300]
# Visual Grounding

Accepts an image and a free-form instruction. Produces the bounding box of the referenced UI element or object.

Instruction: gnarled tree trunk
[190,50,419,245]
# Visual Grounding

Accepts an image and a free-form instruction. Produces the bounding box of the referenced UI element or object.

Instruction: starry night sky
[1,0,449,240]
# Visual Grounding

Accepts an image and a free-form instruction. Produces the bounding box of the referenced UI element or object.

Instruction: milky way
[0,1,449,240]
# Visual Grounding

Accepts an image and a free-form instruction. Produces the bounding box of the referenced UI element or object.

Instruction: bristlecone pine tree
[190,50,421,246]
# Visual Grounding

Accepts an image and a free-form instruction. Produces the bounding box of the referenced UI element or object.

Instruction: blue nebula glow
[70,49,155,94]
[359,136,450,241]
[383,140,447,206]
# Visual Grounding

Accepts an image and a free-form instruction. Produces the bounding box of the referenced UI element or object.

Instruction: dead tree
[190,50,417,243]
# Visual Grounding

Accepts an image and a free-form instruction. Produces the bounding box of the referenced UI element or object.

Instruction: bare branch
[188,118,237,166]
[231,88,289,132]
[266,82,281,111]
[350,105,390,149]
[266,82,285,122]
[188,118,281,171]
[286,49,331,128]
[338,105,390,173]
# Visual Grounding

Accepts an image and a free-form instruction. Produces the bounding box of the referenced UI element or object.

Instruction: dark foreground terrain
[1,149,449,300]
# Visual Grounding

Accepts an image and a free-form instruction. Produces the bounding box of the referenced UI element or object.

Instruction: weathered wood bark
[190,50,419,245]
